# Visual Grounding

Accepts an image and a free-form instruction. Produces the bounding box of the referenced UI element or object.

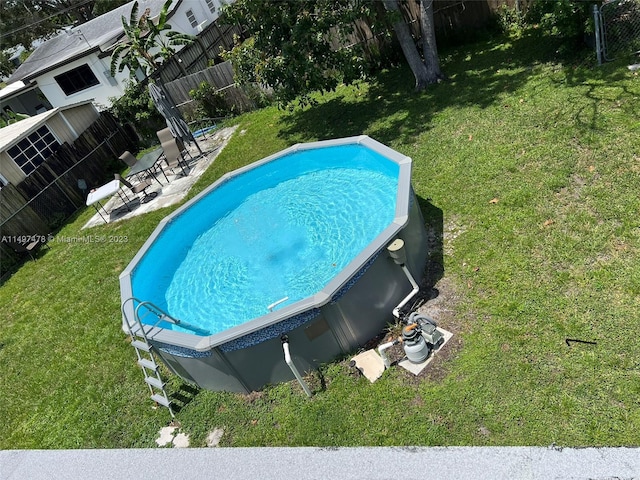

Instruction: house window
[185,9,198,28]
[7,126,60,176]
[205,0,216,14]
[54,64,99,96]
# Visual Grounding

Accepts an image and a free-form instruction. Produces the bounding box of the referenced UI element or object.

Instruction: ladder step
[131,340,152,352]
[138,358,158,370]
[145,376,165,389]
[151,394,172,407]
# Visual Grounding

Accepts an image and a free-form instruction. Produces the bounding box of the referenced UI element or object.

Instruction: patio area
[82,125,237,229]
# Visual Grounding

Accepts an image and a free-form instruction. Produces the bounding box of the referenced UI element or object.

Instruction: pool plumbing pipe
[378,338,401,369]
[387,239,420,319]
[281,335,313,398]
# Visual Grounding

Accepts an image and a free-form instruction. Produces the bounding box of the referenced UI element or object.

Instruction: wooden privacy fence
[164,61,254,115]
[158,19,245,85]
[344,0,519,61]
[0,112,137,276]
[157,0,517,116]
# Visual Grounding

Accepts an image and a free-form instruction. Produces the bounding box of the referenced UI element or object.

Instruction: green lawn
[2,31,640,448]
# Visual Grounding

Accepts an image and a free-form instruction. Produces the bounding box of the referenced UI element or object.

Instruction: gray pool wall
[157,195,426,392]
[120,136,429,393]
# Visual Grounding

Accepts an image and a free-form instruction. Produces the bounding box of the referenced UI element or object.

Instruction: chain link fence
[0,140,120,280]
[595,0,640,63]
[0,114,136,279]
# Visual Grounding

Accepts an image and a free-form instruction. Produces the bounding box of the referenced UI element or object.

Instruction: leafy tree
[109,0,195,79]
[221,0,369,108]
[108,80,165,145]
[0,51,16,78]
[189,81,232,119]
[525,0,593,48]
[92,0,128,16]
[0,1,128,49]
[382,0,444,90]
[222,0,444,105]
[0,1,57,48]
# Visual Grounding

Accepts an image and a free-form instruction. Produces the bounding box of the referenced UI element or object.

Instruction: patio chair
[157,128,194,165]
[115,173,155,204]
[156,127,174,144]
[159,137,189,177]
[8,236,49,261]
[119,151,137,168]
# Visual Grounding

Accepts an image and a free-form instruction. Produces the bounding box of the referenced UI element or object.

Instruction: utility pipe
[593,4,603,66]
[378,338,401,369]
[281,336,313,397]
[392,264,420,319]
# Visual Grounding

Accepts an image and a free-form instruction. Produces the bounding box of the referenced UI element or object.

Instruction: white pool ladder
[122,298,175,418]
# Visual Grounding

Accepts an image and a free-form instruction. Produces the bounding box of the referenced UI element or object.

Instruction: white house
[2,0,224,114]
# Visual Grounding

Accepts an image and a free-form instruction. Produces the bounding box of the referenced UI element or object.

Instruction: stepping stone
[172,433,190,448]
[206,427,225,447]
[155,426,177,446]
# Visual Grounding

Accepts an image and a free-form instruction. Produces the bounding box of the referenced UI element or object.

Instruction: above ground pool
[120,136,429,392]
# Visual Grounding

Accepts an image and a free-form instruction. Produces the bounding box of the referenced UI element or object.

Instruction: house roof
[0,81,36,102]
[0,101,94,152]
[7,0,174,84]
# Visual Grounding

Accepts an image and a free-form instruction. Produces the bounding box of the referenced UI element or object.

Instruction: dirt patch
[442,215,467,257]
[383,275,468,386]
[242,390,264,404]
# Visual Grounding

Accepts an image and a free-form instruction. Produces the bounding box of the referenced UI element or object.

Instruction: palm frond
[157,0,174,28]
[170,37,194,47]
[121,14,132,35]
[129,1,139,26]
[110,43,130,77]
[166,31,195,44]
[110,0,196,80]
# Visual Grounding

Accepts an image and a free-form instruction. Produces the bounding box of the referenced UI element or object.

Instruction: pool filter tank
[402,323,430,363]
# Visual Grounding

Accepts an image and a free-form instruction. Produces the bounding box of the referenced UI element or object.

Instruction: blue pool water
[131,144,399,335]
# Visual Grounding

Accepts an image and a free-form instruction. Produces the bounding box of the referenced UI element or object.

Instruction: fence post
[593,4,604,65]
[197,37,211,63]
[214,22,231,50]
[56,179,81,210]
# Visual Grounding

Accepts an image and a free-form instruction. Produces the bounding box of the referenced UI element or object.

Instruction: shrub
[496,4,527,37]
[525,0,594,48]
[108,81,165,146]
[189,81,231,119]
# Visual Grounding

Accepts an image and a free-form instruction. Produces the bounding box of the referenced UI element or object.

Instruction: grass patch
[2,31,640,447]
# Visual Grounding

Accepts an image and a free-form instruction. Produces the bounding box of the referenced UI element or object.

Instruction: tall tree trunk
[420,0,444,84]
[382,0,430,91]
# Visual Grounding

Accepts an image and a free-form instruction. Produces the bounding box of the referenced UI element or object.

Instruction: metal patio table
[126,148,168,185]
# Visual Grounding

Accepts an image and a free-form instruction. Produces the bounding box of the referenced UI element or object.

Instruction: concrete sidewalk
[82,126,237,229]
[2,446,640,480]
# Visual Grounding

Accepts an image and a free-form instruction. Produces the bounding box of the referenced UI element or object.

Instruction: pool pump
[409,312,444,347]
[402,313,444,364]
